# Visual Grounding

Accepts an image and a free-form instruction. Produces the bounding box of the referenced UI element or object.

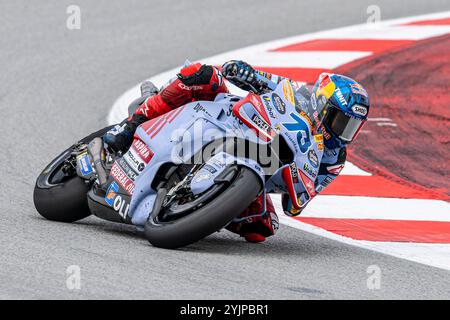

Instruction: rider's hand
[222,60,256,86]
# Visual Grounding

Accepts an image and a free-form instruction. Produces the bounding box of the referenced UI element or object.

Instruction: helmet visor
[323,107,365,142]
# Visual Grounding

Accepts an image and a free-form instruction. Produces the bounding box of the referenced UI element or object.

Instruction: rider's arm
[315,147,347,194]
[253,69,287,91]
[222,60,287,93]
[134,63,229,120]
[281,147,347,216]
[104,63,229,153]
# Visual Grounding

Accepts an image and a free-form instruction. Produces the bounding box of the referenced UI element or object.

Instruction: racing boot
[104,81,158,154]
[103,113,148,154]
[226,194,279,243]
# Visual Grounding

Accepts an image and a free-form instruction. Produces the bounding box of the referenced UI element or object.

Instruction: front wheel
[144,166,262,249]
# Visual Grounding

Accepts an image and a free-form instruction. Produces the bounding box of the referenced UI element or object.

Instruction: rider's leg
[104,64,228,154]
[226,194,279,243]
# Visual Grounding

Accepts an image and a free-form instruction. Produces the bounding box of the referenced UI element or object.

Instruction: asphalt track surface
[1,0,450,299]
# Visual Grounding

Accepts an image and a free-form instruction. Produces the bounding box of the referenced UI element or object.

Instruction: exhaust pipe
[87,137,108,186]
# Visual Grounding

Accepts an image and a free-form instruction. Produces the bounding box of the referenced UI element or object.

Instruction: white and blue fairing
[126,80,324,226]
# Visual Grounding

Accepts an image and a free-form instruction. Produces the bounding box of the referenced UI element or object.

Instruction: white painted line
[272,197,450,271]
[376,123,398,127]
[368,118,393,122]
[300,196,450,222]
[341,161,372,176]
[201,51,371,69]
[358,242,450,272]
[313,25,450,40]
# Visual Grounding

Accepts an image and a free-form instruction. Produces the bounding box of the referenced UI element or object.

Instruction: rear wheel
[144,165,262,249]
[33,148,91,222]
[33,126,113,223]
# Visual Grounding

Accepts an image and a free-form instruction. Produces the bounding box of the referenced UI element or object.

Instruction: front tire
[144,166,262,249]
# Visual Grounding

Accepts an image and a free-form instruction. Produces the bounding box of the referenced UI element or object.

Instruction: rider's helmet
[310,73,370,149]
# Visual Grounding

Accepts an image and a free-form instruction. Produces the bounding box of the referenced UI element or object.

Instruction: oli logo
[104,181,130,219]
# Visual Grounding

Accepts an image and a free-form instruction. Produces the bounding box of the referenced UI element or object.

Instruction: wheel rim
[151,166,239,225]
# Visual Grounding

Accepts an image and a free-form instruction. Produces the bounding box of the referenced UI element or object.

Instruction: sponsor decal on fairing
[110,162,135,195]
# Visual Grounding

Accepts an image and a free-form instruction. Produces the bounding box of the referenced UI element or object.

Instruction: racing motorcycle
[34,78,323,249]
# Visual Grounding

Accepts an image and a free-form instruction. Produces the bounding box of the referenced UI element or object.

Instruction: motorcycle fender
[131,193,157,226]
[128,160,169,226]
[190,152,264,195]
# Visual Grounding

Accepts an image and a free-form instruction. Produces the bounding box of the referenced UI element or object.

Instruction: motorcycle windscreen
[322,108,365,142]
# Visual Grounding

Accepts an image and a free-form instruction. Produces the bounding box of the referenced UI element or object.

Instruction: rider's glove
[222,60,263,92]
[103,114,147,154]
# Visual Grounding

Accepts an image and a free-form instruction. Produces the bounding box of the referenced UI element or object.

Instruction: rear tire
[33,148,91,223]
[33,126,114,223]
[144,166,262,249]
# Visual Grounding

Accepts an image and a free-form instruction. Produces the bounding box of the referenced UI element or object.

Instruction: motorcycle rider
[104,60,370,243]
